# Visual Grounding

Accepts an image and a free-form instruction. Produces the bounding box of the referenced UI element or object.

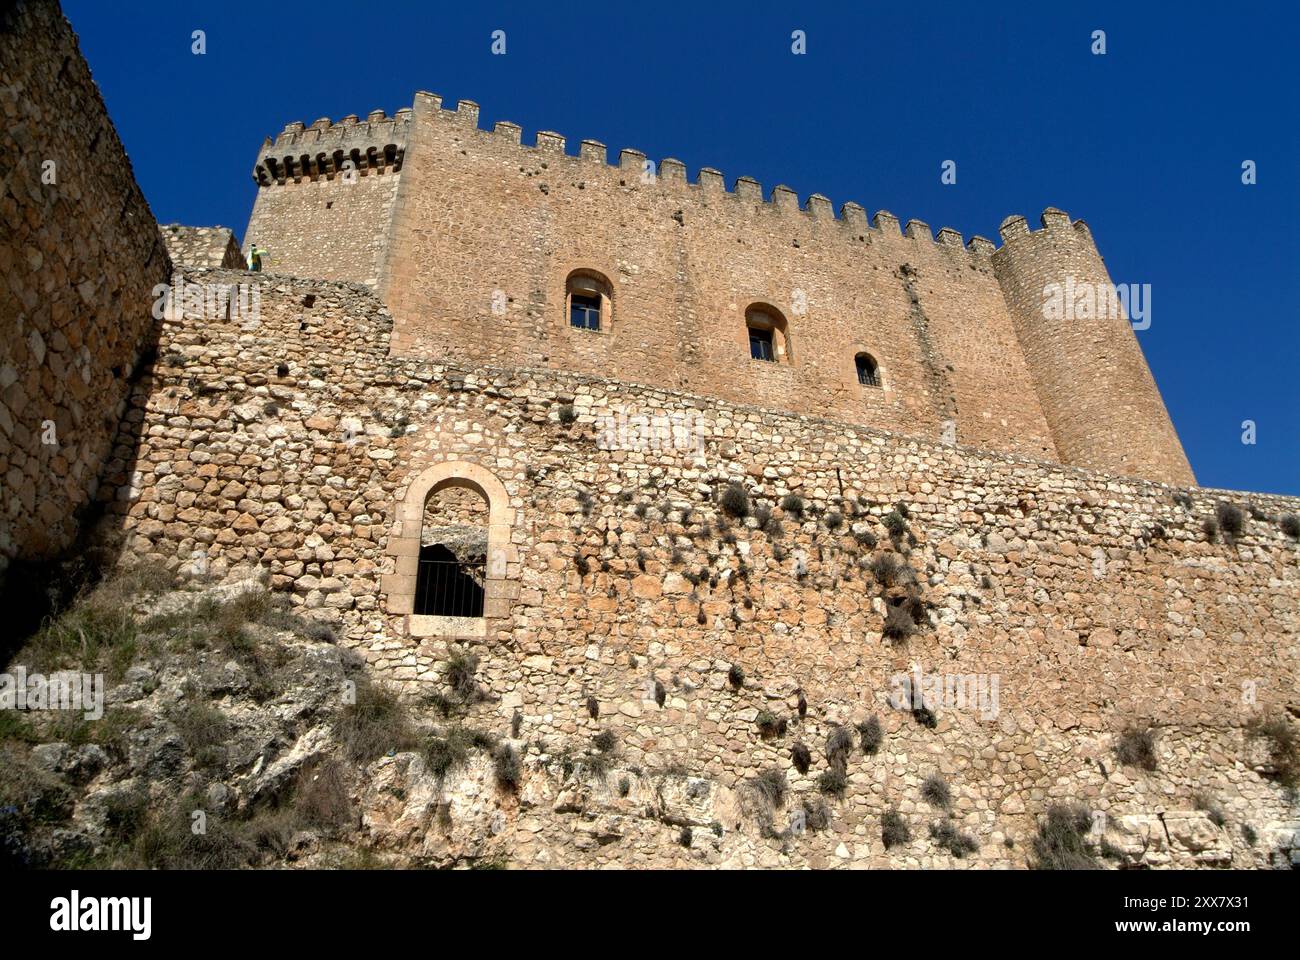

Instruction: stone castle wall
[1,3,1284,868]
[96,269,1300,868]
[0,0,170,574]
[161,224,244,269]
[242,92,1196,486]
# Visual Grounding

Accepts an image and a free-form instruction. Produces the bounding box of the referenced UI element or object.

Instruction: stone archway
[383,460,517,638]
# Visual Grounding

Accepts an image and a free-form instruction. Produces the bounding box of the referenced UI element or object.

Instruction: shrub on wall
[870,552,901,585]
[817,768,847,797]
[1246,715,1299,788]
[1114,725,1159,771]
[791,742,812,775]
[929,819,979,858]
[857,716,883,754]
[825,726,854,768]
[881,808,911,848]
[921,773,951,810]
[882,511,908,538]
[883,603,915,642]
[719,482,750,518]
[424,726,495,780]
[801,797,830,832]
[446,652,482,704]
[1030,803,1099,870]
[493,744,521,791]
[756,710,787,738]
[911,704,938,729]
[751,768,787,808]
[1216,501,1245,541]
[335,679,416,763]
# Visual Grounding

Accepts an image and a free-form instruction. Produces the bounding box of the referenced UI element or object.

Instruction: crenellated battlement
[399,90,999,261]
[995,207,1095,248]
[991,206,1195,485]
[252,90,1011,259]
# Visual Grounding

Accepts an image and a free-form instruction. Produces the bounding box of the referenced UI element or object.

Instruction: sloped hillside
[0,566,516,868]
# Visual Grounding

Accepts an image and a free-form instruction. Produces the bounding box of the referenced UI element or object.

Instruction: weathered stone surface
[160,225,244,269]
[0,0,168,574]
[69,267,1297,869]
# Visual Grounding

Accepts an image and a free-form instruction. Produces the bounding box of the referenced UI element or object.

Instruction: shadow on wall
[0,323,163,666]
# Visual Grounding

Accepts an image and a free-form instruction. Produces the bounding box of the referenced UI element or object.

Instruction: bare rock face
[1107,812,1233,867]
[420,525,487,561]
[0,571,366,869]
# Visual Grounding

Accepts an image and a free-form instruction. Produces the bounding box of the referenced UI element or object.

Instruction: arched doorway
[414,485,487,617]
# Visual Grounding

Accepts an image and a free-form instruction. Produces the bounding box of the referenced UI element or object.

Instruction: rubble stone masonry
[160,224,244,269]
[96,269,1299,867]
[0,0,169,573]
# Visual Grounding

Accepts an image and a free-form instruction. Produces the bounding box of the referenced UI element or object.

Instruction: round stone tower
[993,209,1195,486]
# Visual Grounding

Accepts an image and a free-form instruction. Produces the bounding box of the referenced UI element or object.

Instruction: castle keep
[245,92,1193,486]
[2,1,1296,869]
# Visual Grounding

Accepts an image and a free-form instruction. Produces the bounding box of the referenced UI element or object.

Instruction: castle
[242,92,1193,486]
[2,0,1297,868]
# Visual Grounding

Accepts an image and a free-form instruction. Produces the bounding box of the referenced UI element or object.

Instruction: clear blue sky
[63,0,1298,495]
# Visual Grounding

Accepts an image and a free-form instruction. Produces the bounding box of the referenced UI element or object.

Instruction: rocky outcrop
[420,525,487,560]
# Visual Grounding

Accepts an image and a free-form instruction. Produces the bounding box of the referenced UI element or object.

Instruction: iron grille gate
[414,559,485,617]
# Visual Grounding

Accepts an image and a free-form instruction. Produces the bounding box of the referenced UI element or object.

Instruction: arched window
[745,305,791,363]
[414,485,487,617]
[384,461,518,639]
[855,352,881,387]
[567,270,612,332]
